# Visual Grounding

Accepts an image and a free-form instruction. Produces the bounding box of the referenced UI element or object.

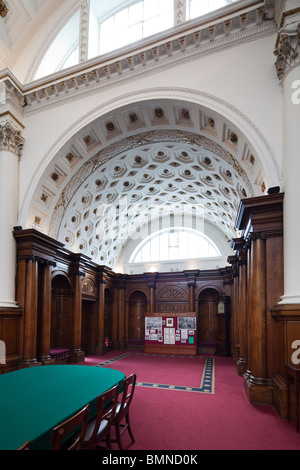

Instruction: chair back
[87,384,119,449]
[18,440,30,450]
[117,373,136,420]
[50,404,90,450]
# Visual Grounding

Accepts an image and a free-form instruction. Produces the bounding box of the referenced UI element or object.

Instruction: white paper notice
[181,329,188,339]
[164,328,175,344]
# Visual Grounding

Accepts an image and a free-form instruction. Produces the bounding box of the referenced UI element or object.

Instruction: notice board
[144,312,197,355]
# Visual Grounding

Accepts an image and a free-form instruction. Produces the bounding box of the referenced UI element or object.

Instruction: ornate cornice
[274,21,300,81]
[0,122,24,157]
[0,1,276,114]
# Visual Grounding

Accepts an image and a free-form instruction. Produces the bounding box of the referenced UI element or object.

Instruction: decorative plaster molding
[0,122,24,157]
[4,1,275,114]
[274,22,300,81]
[0,1,8,18]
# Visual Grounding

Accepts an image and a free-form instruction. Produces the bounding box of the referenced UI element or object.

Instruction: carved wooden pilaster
[21,256,41,367]
[184,270,198,313]
[235,194,284,405]
[227,254,239,362]
[96,271,109,355]
[231,238,248,375]
[111,275,127,350]
[38,260,56,365]
[146,273,157,313]
[72,269,85,362]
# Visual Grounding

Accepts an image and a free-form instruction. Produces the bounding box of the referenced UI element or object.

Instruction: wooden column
[232,238,248,375]
[95,275,106,355]
[21,256,41,367]
[246,234,271,401]
[111,274,127,349]
[237,253,247,374]
[38,261,55,364]
[235,193,284,405]
[184,270,198,313]
[147,273,157,313]
[72,270,85,362]
[228,255,239,362]
[118,279,127,349]
[244,238,252,382]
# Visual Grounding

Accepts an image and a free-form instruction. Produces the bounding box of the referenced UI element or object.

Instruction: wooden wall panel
[0,308,22,371]
[156,284,189,313]
[11,228,233,370]
[232,194,284,409]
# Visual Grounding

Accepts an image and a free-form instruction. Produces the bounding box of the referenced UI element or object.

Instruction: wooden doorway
[104,288,113,344]
[128,291,147,348]
[51,275,73,349]
[198,288,219,354]
[81,300,97,355]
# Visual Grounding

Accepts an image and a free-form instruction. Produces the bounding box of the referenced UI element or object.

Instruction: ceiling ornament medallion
[0,1,8,18]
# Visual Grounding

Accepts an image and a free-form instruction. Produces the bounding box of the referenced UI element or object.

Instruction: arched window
[90,0,175,58]
[33,0,241,80]
[35,10,80,80]
[187,0,238,20]
[129,227,221,263]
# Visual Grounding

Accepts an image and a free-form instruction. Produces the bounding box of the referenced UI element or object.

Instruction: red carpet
[80,351,300,450]
[99,353,208,388]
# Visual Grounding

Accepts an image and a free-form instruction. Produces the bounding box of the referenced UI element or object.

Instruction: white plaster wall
[19,33,283,227]
[8,0,82,83]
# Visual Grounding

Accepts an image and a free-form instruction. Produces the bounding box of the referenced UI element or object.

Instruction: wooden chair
[82,384,119,450]
[50,404,90,450]
[18,440,31,450]
[111,373,136,450]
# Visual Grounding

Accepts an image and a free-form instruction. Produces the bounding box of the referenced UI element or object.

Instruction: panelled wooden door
[198,288,218,344]
[81,300,97,355]
[104,288,113,341]
[51,275,73,349]
[128,291,147,341]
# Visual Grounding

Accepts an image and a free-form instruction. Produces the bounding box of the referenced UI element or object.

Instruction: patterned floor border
[96,353,215,394]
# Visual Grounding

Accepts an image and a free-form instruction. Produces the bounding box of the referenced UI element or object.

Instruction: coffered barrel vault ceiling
[29,98,269,270]
[0,0,279,270]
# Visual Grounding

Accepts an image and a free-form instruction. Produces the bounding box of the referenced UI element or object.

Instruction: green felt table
[0,365,125,450]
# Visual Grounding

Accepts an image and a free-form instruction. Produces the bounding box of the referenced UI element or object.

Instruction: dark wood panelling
[0,308,22,372]
[81,300,97,355]
[231,193,284,409]
[128,291,147,341]
[51,274,74,349]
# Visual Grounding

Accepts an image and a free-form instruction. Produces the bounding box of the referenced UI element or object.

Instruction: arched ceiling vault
[28,98,274,270]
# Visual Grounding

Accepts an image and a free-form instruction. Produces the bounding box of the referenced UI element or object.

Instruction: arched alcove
[21,91,280,278]
[198,287,220,354]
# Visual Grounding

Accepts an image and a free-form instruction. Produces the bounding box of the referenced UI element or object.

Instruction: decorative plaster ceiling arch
[21,88,280,270]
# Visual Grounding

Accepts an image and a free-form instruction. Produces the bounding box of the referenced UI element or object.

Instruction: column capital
[0,1,9,18]
[0,121,24,157]
[274,19,300,82]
